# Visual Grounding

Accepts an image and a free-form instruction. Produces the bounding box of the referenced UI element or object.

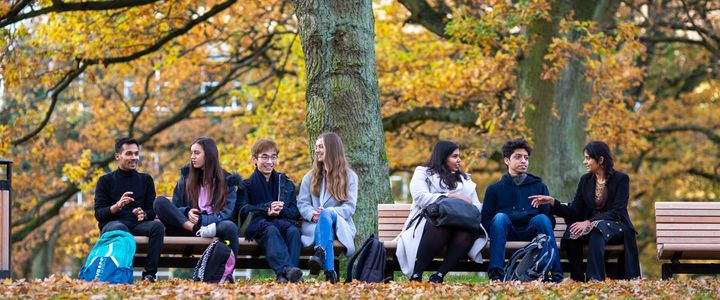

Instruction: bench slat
[656,216,720,223]
[656,202,720,209]
[657,230,720,237]
[657,223,720,230]
[656,209,720,216]
[658,237,720,244]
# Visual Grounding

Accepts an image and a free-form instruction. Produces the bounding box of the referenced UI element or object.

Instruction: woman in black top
[530,141,640,281]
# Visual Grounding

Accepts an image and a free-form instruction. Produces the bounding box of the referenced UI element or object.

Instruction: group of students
[94,133,355,284]
[396,139,641,283]
[94,133,640,284]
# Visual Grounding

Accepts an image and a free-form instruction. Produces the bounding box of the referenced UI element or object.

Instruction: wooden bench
[656,201,720,279]
[133,224,346,272]
[379,204,625,279]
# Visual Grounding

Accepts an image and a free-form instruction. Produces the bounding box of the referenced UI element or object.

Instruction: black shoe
[428,273,444,283]
[409,273,422,282]
[308,247,325,275]
[276,274,289,283]
[488,269,503,282]
[324,270,338,284]
[143,274,157,283]
[284,267,303,283]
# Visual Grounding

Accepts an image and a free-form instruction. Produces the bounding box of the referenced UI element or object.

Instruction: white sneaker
[195,223,216,238]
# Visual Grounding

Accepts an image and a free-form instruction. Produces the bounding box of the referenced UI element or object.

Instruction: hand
[529,195,555,208]
[188,208,200,224]
[447,193,472,203]
[132,207,145,221]
[311,207,324,222]
[569,220,592,235]
[114,191,135,211]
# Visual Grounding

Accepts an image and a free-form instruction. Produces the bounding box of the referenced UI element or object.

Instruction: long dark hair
[584,141,615,176]
[423,141,468,190]
[186,137,227,212]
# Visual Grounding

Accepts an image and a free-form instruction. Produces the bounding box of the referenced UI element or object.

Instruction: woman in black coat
[530,141,641,282]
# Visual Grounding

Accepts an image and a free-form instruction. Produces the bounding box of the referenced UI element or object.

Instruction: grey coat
[297,169,358,256]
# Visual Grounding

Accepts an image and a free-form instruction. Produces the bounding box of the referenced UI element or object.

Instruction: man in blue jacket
[481,139,563,282]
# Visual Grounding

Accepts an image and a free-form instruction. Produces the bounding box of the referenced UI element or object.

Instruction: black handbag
[423,198,483,233]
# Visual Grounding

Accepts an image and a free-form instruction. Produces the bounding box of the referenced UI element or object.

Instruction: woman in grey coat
[298,132,358,284]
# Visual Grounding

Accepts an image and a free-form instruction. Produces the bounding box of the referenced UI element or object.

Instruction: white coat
[395,166,488,276]
[297,169,358,256]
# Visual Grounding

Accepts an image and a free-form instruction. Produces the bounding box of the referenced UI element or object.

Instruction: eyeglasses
[257,155,278,161]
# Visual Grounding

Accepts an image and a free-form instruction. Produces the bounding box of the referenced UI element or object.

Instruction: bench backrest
[378,203,567,242]
[655,201,720,259]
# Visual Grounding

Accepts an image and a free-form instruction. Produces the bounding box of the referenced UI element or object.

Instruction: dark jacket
[94,168,156,230]
[481,173,552,233]
[552,171,641,279]
[171,165,241,227]
[239,170,300,238]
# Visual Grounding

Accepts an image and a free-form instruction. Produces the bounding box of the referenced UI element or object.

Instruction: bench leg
[662,263,673,280]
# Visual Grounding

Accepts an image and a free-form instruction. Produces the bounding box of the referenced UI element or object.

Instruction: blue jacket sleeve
[279,181,300,220]
[238,181,272,219]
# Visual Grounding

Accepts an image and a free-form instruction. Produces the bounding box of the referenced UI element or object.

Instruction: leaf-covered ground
[2,275,719,299]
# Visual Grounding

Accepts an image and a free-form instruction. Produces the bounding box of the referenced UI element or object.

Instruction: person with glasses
[298,132,358,284]
[238,139,303,283]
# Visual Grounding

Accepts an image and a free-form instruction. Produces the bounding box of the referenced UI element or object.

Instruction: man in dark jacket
[94,137,164,282]
[481,139,563,282]
[239,139,303,283]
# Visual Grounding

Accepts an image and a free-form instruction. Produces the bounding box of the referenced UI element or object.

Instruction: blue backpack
[503,233,556,282]
[78,230,136,284]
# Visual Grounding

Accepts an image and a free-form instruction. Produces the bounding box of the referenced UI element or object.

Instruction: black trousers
[153,197,239,256]
[562,228,623,281]
[101,220,164,276]
[412,221,477,276]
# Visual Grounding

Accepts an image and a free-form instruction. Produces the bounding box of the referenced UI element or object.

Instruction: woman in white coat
[396,141,488,283]
[298,132,358,284]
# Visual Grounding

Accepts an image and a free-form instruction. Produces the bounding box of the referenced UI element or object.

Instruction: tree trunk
[521,0,619,201]
[296,0,392,244]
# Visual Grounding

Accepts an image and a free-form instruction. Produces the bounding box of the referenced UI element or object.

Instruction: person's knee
[263,225,282,238]
[153,196,171,211]
[491,213,510,226]
[530,214,553,231]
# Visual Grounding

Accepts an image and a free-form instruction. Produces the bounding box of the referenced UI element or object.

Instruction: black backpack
[503,233,556,282]
[345,234,387,283]
[193,240,236,283]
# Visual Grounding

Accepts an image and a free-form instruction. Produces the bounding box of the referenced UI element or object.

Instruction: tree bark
[521,0,619,201]
[296,0,392,243]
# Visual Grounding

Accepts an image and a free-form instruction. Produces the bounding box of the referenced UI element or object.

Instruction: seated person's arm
[324,172,358,220]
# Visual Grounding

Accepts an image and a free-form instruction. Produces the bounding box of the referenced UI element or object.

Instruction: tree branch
[128,70,156,137]
[11,37,273,244]
[688,168,720,181]
[653,125,720,145]
[0,0,163,28]
[396,0,450,39]
[9,0,237,146]
[382,106,484,132]
[10,64,87,145]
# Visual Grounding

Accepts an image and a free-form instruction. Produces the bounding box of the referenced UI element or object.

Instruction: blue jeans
[256,225,301,275]
[488,213,563,279]
[313,210,337,271]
